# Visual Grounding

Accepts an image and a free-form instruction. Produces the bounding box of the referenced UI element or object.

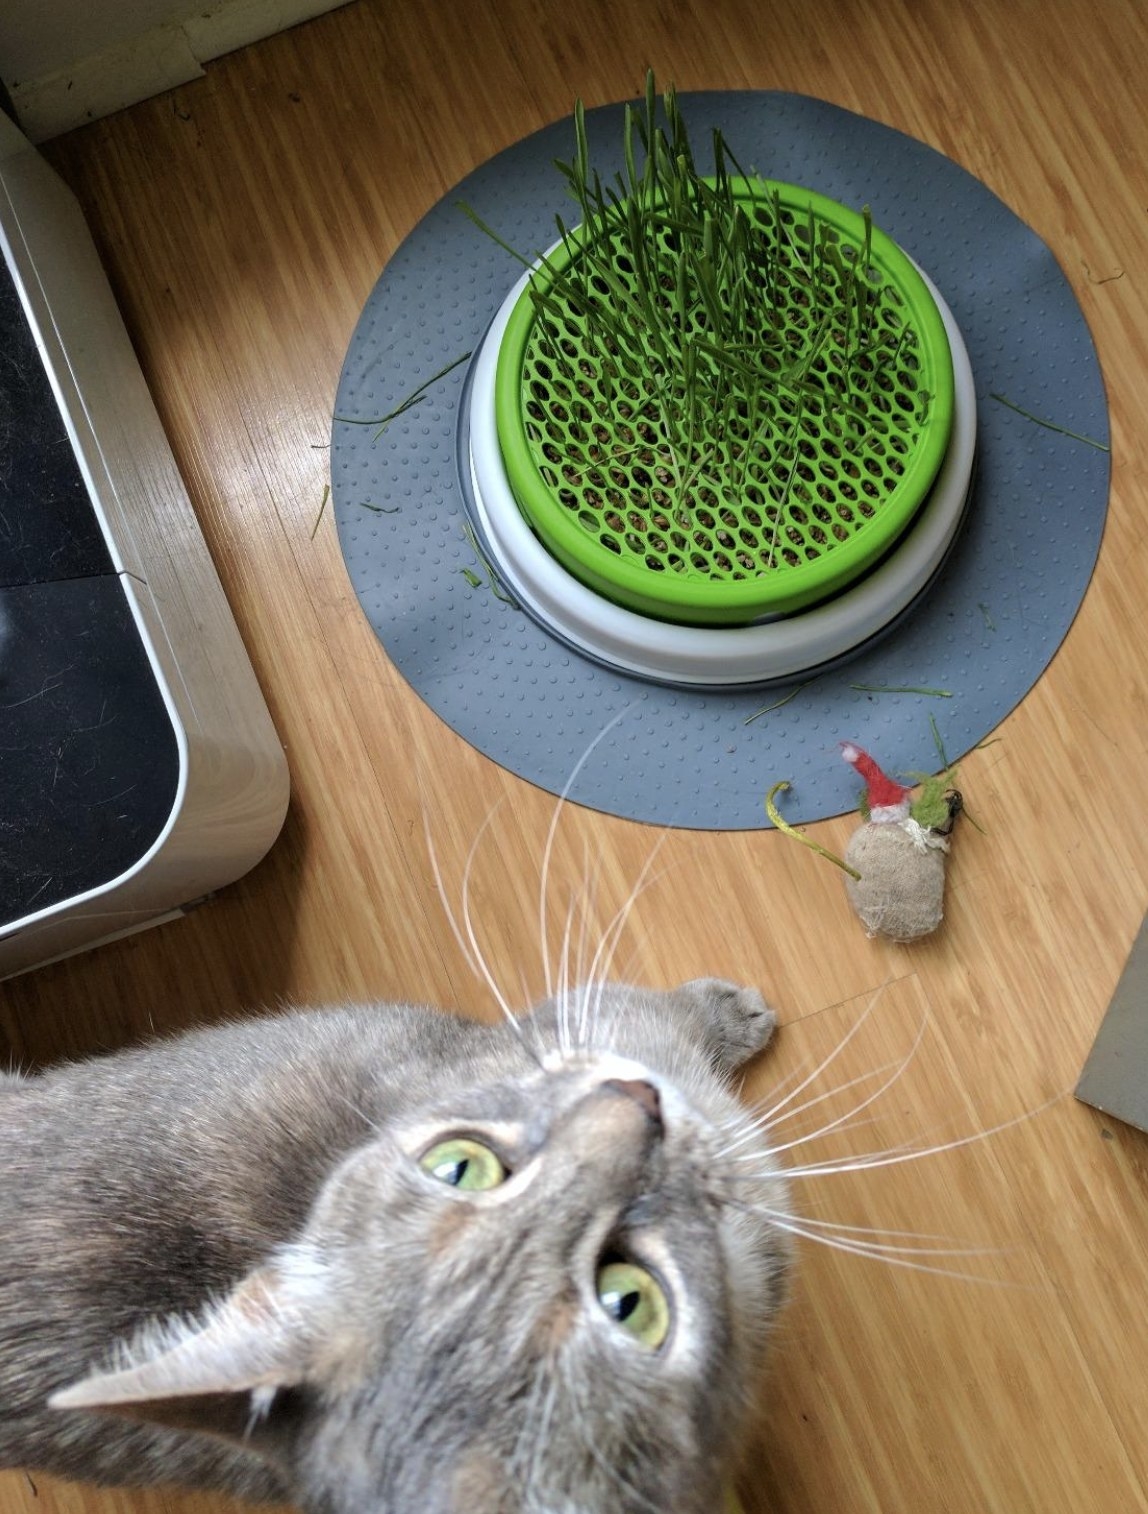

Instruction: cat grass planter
[495,181,955,626]
[464,81,974,686]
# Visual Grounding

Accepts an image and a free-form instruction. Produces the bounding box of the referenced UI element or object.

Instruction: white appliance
[0,109,288,977]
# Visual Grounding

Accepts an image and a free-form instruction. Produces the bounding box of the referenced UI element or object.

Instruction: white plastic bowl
[466,262,976,687]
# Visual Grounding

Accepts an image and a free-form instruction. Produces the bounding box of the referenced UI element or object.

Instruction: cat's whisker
[578,859,660,1047]
[765,1210,981,1246]
[763,1216,1019,1284]
[760,1205,1005,1253]
[551,909,573,1058]
[716,1055,819,1145]
[516,966,536,1016]
[728,1119,925,1176]
[537,707,634,1000]
[554,884,581,1057]
[720,1065,896,1156]
[762,1005,931,1158]
[714,1063,903,1158]
[780,1090,1068,1180]
[730,1129,921,1167]
[715,1049,901,1156]
[759,1110,890,1155]
[736,1053,1023,1168]
[578,838,669,1051]
[747,978,895,1129]
[772,1218,1001,1258]
[457,801,546,1067]
[426,798,543,1060]
[422,811,482,983]
[573,840,605,1000]
[562,844,605,1056]
[604,940,643,994]
[764,1055,912,1133]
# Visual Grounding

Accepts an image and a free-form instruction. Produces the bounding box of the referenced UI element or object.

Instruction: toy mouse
[840,742,962,941]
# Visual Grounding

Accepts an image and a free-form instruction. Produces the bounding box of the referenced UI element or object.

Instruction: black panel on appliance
[0,253,115,589]
[0,574,181,928]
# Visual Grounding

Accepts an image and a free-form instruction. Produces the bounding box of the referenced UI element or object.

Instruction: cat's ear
[49,1255,319,1447]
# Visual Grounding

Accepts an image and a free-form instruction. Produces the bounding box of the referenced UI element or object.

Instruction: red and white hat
[841,743,911,822]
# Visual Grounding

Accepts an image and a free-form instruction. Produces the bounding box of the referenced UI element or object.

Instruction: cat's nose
[602,1077,663,1130]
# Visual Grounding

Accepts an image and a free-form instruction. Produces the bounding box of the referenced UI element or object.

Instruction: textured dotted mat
[332,92,1109,829]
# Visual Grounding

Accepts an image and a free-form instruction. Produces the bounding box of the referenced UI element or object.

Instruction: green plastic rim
[494,180,955,626]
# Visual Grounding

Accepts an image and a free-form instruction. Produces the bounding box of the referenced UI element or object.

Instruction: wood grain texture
[3,0,1148,1509]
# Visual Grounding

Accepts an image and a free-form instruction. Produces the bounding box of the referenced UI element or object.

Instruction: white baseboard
[7,0,355,142]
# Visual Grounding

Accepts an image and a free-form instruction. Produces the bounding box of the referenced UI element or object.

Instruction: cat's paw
[674,978,778,1070]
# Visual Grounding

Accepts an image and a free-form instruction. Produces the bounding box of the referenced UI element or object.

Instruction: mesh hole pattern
[501,182,952,620]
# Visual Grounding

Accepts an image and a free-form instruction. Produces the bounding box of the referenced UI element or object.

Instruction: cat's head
[51,1022,789,1512]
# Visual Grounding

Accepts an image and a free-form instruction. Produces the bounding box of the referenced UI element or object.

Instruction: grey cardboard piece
[1077,914,1148,1134]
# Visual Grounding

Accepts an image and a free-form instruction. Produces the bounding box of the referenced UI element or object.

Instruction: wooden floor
[3,0,1148,1509]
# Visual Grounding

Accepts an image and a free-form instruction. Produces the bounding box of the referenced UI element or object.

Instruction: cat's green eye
[419,1137,507,1192]
[596,1260,671,1350]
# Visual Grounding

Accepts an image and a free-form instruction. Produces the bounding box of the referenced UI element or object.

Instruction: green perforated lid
[494,181,954,626]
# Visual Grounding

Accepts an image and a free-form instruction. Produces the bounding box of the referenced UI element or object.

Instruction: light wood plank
[4,0,1148,1509]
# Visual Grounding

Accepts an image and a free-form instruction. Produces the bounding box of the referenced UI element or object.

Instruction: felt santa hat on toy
[841,742,912,823]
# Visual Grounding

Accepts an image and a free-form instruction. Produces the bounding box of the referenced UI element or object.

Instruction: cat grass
[467,70,953,624]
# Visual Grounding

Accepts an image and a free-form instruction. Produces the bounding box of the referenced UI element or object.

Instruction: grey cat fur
[0,979,790,1514]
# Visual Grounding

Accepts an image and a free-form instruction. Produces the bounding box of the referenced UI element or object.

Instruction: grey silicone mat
[331,91,1109,829]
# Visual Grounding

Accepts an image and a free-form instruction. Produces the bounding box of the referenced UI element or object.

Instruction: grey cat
[0,978,790,1513]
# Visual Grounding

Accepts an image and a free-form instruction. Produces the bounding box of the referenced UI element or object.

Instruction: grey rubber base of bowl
[332,92,1109,830]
